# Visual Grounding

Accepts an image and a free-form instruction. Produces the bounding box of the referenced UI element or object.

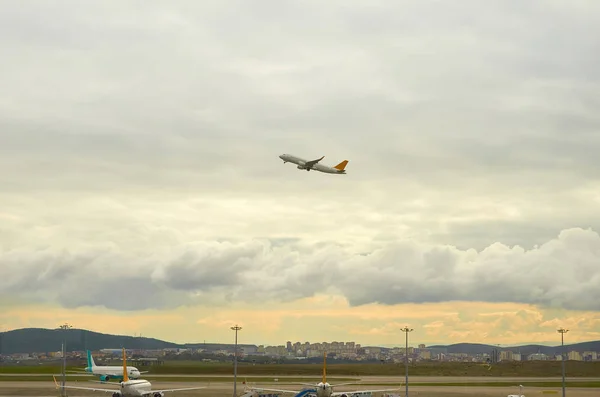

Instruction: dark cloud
[160,243,261,290]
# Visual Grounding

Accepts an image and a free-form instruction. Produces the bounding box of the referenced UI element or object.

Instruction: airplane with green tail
[69,350,147,382]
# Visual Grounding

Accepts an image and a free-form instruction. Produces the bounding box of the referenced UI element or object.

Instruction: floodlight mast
[231,325,242,397]
[557,328,569,397]
[400,326,414,397]
[58,323,72,397]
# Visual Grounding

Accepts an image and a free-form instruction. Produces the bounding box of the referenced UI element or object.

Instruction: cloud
[1,0,600,339]
[1,0,599,193]
[2,227,600,312]
[336,228,600,310]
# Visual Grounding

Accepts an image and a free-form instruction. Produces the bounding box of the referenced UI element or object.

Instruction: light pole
[231,325,242,397]
[58,323,72,397]
[557,328,568,397]
[400,326,413,397]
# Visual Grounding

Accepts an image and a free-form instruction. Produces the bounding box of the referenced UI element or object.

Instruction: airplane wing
[145,385,207,395]
[139,371,150,374]
[331,388,401,396]
[304,156,324,168]
[286,383,320,387]
[53,376,117,394]
[248,387,302,394]
[89,379,122,385]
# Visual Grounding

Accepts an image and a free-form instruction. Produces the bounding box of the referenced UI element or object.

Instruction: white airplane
[279,154,348,174]
[54,348,206,397]
[246,352,400,397]
[68,350,146,381]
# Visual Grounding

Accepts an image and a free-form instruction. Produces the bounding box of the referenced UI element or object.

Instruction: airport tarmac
[1,379,599,397]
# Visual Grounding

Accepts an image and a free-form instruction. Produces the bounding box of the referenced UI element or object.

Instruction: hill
[0,328,259,355]
[0,328,182,354]
[428,341,600,356]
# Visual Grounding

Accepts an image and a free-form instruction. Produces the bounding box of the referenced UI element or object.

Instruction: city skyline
[1,1,600,347]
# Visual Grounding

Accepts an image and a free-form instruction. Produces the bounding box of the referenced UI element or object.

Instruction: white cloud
[2,227,600,312]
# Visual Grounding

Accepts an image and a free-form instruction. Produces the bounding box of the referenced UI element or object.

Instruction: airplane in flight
[245,352,400,397]
[54,348,206,397]
[279,154,348,174]
[68,350,146,381]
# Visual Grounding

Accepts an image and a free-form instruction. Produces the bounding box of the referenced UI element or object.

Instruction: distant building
[583,351,597,361]
[527,353,549,361]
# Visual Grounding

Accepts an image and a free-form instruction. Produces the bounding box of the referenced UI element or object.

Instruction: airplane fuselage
[316,382,333,397]
[85,365,141,380]
[119,379,153,397]
[279,154,347,174]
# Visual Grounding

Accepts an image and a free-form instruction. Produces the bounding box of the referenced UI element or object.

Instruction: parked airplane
[54,348,206,397]
[69,350,146,381]
[246,353,399,397]
[279,154,348,174]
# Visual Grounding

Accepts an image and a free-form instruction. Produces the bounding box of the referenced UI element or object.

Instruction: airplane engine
[111,393,121,397]
[101,375,110,382]
[153,392,165,397]
[339,394,348,397]
[297,165,305,169]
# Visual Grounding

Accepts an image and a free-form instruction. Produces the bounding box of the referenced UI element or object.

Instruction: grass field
[3,360,600,377]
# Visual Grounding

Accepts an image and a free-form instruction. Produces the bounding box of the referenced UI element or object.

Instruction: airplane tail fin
[333,160,348,171]
[87,350,96,370]
[122,348,129,382]
[322,351,327,384]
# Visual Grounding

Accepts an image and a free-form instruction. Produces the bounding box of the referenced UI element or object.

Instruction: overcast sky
[1,0,600,347]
